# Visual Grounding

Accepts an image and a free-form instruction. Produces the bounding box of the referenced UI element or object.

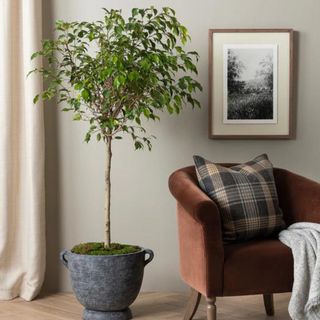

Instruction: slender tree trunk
[104,137,112,248]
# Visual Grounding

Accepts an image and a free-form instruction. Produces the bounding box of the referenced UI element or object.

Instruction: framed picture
[208,29,295,139]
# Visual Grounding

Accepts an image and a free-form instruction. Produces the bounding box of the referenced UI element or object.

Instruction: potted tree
[31,7,202,320]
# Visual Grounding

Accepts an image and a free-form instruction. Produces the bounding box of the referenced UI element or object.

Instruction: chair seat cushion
[223,239,293,296]
[193,154,285,242]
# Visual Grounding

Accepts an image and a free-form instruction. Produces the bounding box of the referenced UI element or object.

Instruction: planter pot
[60,248,154,320]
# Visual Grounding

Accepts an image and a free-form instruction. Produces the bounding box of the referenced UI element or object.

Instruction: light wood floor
[0,292,291,320]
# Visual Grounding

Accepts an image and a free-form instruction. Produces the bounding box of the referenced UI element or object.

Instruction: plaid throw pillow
[193,154,285,242]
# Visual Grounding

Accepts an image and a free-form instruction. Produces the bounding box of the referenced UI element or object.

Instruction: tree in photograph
[257,54,273,91]
[227,50,245,94]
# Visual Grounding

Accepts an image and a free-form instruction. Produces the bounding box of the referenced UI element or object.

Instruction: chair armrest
[275,168,320,224]
[169,168,224,244]
[169,168,224,297]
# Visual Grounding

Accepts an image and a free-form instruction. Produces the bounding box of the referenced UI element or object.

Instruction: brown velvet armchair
[169,165,320,320]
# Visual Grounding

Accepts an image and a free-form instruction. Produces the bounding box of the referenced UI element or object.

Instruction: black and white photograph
[223,44,278,124]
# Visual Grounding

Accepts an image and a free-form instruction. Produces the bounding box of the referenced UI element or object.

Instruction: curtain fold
[0,0,45,301]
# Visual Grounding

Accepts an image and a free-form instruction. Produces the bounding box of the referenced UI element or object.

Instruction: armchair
[169,165,320,320]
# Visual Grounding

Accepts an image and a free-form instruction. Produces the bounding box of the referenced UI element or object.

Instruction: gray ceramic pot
[60,248,154,320]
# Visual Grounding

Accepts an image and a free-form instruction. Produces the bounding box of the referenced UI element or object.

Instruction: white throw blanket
[279,222,320,320]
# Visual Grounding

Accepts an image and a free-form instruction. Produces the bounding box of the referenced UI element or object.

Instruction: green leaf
[115,26,123,35]
[128,71,139,81]
[96,133,101,141]
[74,83,83,90]
[81,89,90,101]
[118,75,126,85]
[174,95,182,106]
[132,8,139,16]
[85,132,91,143]
[78,30,86,38]
[114,77,121,89]
[135,117,141,125]
[140,59,151,70]
[139,9,145,17]
[143,108,151,118]
[134,141,143,150]
[31,52,39,60]
[33,94,39,104]
[88,32,95,41]
[114,75,125,89]
[151,54,160,64]
[166,104,174,114]
[101,68,113,79]
[73,113,81,121]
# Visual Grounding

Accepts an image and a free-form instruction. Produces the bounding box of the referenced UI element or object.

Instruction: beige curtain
[0,0,45,301]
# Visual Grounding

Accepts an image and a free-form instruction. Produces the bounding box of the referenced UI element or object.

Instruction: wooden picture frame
[208,29,295,139]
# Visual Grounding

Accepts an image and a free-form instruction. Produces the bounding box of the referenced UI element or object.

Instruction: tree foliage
[30,7,202,149]
[227,50,245,94]
[257,55,273,91]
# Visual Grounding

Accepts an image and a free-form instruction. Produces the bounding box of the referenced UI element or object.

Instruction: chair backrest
[273,167,296,224]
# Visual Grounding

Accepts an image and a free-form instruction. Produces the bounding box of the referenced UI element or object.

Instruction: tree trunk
[104,138,112,248]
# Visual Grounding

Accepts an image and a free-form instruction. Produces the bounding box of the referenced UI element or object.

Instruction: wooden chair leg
[206,297,217,320]
[263,294,275,316]
[183,288,202,320]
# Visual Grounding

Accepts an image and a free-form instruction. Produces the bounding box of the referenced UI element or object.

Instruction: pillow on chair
[193,154,285,242]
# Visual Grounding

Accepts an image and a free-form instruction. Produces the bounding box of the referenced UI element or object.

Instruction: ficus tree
[30,7,202,248]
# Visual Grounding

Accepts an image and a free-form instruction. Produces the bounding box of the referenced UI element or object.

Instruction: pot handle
[60,250,69,269]
[144,249,154,266]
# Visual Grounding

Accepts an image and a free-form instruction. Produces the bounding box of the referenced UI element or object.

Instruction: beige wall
[43,0,320,292]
